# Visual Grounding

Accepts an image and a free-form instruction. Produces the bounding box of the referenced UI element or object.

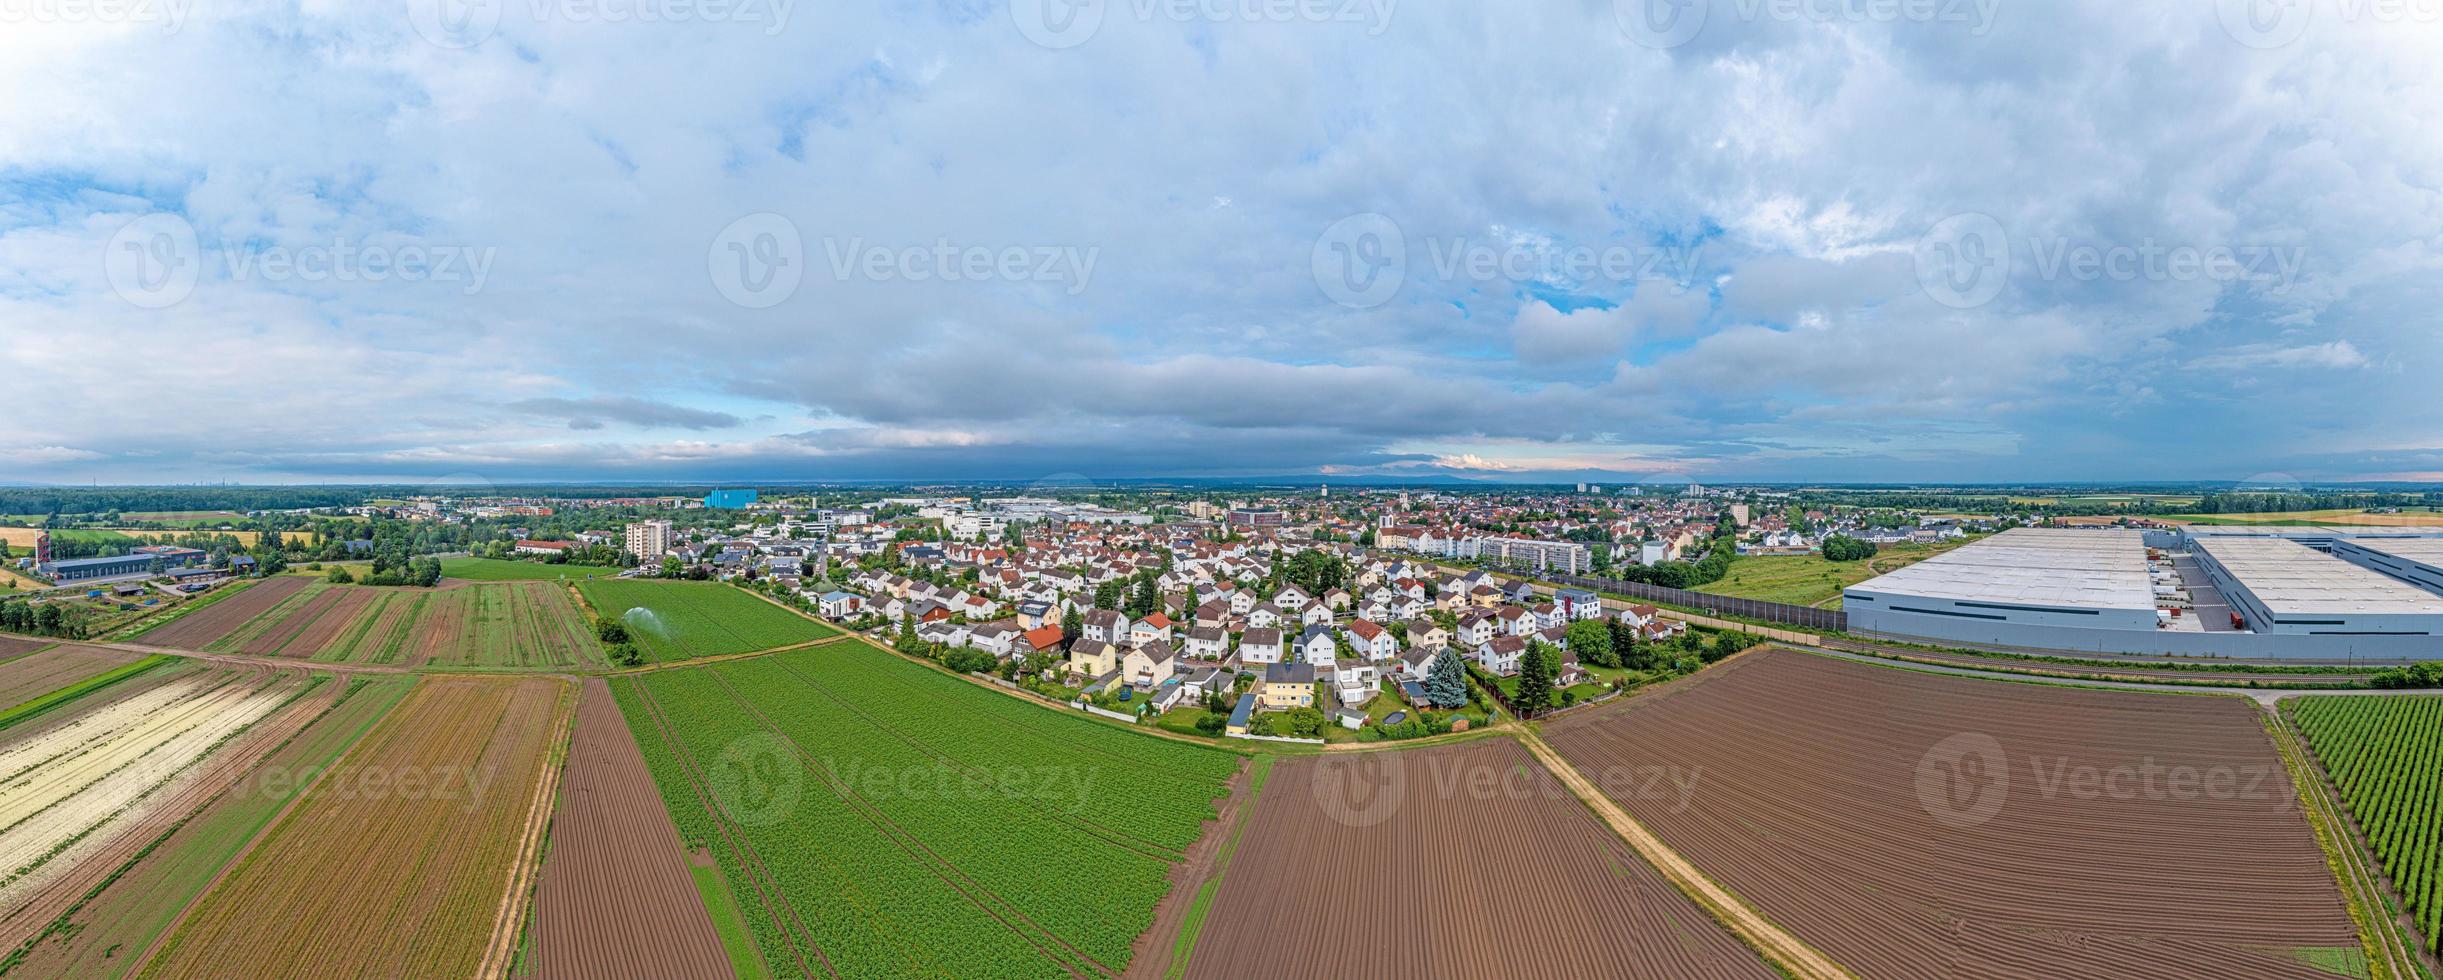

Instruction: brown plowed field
[527,678,729,980]
[1541,649,2360,979]
[1181,739,1772,979]
[235,588,338,656]
[135,676,573,980]
[272,587,376,658]
[0,645,140,708]
[135,577,308,650]
[0,637,50,660]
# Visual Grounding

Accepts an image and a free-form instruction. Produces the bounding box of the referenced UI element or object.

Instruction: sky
[1,1,2439,487]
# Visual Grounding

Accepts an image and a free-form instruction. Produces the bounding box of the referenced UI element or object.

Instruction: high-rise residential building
[624,520,672,561]
[1480,537,1592,575]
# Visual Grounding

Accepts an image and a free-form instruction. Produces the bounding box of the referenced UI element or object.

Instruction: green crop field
[2291,697,2443,954]
[439,557,627,581]
[576,580,833,662]
[615,641,1240,978]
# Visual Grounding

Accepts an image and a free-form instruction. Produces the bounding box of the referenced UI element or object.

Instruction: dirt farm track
[1541,649,2362,979]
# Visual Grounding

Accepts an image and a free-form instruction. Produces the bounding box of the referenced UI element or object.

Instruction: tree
[1821,535,1879,562]
[1093,579,1125,611]
[1060,607,1084,645]
[1127,574,1159,618]
[595,616,631,645]
[326,565,355,584]
[1423,650,1470,709]
[1565,618,1616,669]
[1514,642,1559,717]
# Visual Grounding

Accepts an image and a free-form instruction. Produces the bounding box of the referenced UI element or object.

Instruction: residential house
[1297,603,1334,628]
[1398,645,1444,682]
[1258,663,1317,710]
[1068,639,1122,679]
[1183,626,1229,661]
[1405,620,1450,651]
[1131,614,1174,646]
[1532,602,1567,631]
[1495,606,1538,637]
[1273,585,1312,612]
[1081,609,1132,645]
[1343,619,1398,662]
[1246,603,1283,630]
[1555,588,1605,622]
[816,591,865,619]
[1478,635,1527,676]
[1294,625,1339,665]
[1238,627,1284,665]
[1122,641,1178,688]
[1456,611,1497,648]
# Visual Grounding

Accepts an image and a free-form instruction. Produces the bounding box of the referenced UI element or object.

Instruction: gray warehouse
[1845,525,2443,661]
[1845,529,2159,634]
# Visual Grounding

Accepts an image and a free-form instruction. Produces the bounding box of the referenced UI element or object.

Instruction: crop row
[618,668,1064,978]
[613,642,1239,977]
[2293,696,2443,954]
[770,644,1236,850]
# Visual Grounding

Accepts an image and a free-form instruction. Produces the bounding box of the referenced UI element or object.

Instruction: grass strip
[0,656,175,734]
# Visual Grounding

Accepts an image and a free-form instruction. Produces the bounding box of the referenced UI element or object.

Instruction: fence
[1542,573,1849,633]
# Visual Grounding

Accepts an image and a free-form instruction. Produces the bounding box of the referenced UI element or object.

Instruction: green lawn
[575,580,833,662]
[440,557,627,581]
[1694,538,1980,608]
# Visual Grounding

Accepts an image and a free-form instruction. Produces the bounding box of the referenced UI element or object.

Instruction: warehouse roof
[1845,528,2154,611]
[2195,537,2443,616]
[2349,538,2443,568]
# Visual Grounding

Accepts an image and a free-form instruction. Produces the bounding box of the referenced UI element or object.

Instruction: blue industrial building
[702,489,758,509]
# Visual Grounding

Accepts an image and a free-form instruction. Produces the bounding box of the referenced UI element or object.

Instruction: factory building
[1845,528,2160,634]
[2189,536,2443,635]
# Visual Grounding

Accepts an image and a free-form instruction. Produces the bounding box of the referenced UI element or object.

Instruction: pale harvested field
[0,668,301,908]
[137,676,573,980]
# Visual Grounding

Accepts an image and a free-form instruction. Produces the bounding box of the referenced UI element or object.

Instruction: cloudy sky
[1,1,2439,486]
